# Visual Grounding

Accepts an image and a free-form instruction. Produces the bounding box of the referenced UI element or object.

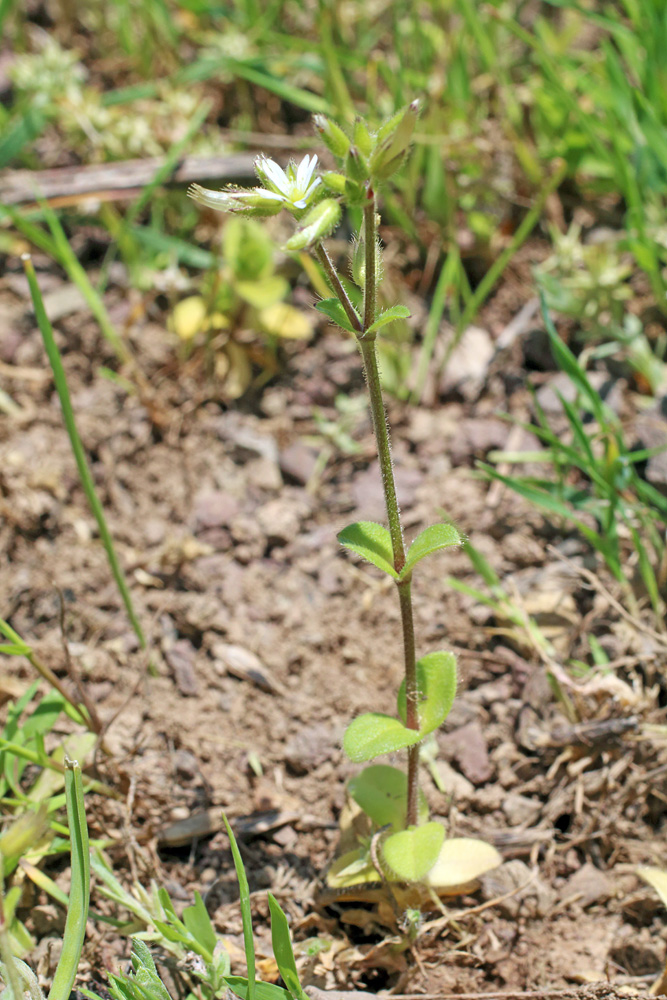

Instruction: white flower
[188,153,322,218]
[254,154,321,210]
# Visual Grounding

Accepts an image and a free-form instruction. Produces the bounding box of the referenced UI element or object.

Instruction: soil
[1,241,667,999]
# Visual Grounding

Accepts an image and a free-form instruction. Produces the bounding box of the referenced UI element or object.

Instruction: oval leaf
[426,837,502,891]
[348,764,428,831]
[366,304,411,335]
[397,651,457,736]
[285,199,342,251]
[400,523,462,580]
[343,713,422,763]
[338,521,397,578]
[638,867,667,910]
[259,303,313,339]
[326,848,378,889]
[315,297,359,334]
[236,276,288,308]
[381,823,444,883]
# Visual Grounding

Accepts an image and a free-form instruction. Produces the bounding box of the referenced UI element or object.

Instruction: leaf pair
[343,651,457,763]
[316,299,409,336]
[338,521,461,581]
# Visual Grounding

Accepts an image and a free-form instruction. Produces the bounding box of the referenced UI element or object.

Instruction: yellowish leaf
[638,867,667,910]
[170,296,207,341]
[426,837,501,892]
[223,342,252,399]
[259,303,313,340]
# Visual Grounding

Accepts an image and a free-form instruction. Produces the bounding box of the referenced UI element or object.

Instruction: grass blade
[48,758,89,1000]
[223,815,256,1000]
[22,255,148,658]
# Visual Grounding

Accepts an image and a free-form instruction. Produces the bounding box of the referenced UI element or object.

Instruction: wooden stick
[0,152,258,206]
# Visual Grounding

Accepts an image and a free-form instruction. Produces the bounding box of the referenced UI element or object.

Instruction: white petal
[262,157,290,195]
[252,189,286,202]
[297,153,318,190]
[303,177,322,200]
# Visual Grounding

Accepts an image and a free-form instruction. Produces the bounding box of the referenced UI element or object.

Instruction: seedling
[190,106,500,903]
[170,216,313,399]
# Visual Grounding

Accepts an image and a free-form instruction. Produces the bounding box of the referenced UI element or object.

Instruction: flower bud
[187,184,283,217]
[345,145,370,183]
[370,100,420,179]
[313,114,351,158]
[284,198,342,250]
[353,117,373,157]
[321,171,347,194]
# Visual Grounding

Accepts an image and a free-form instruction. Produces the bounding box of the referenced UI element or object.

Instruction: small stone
[280,443,318,485]
[256,496,307,546]
[164,639,199,696]
[194,490,239,530]
[434,760,475,802]
[439,325,494,400]
[283,724,338,775]
[213,642,281,694]
[440,720,493,785]
[502,793,542,827]
[174,750,199,780]
[563,863,612,907]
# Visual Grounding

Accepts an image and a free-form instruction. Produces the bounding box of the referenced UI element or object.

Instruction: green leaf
[48,759,90,1000]
[285,199,342,251]
[397,651,457,737]
[426,838,501,891]
[348,764,428,831]
[182,892,216,960]
[223,815,255,1000]
[366,305,411,335]
[343,713,422,763]
[337,521,397,578]
[400,524,461,580]
[315,297,359,334]
[267,894,307,1000]
[380,823,444,882]
[224,978,291,1000]
[325,848,377,889]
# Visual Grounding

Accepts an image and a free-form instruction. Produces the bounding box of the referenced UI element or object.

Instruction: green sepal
[353,117,374,157]
[348,764,429,831]
[343,713,422,763]
[321,171,347,194]
[345,146,370,183]
[313,115,351,158]
[397,651,457,736]
[315,297,359,334]
[285,199,342,251]
[380,822,444,882]
[399,523,461,580]
[370,100,420,179]
[337,521,397,578]
[365,304,411,336]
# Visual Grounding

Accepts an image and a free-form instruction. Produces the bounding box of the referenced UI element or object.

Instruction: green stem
[315,243,362,334]
[363,195,377,333]
[358,195,420,827]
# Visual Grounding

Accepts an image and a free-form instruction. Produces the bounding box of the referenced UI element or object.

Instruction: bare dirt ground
[1,243,667,998]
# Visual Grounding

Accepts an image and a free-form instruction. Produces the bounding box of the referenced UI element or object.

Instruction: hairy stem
[315,244,362,334]
[363,195,377,333]
[359,194,420,827]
